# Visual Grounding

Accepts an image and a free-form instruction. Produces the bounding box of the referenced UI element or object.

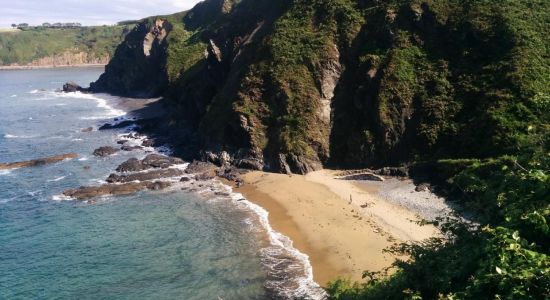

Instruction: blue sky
[1,0,203,28]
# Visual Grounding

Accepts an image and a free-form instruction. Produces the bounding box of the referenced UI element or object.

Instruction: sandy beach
[237,169,448,286]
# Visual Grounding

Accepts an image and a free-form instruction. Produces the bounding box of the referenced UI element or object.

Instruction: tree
[11,24,16,28]
[42,23,51,27]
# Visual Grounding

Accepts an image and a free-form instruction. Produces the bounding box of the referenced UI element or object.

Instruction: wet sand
[237,170,445,287]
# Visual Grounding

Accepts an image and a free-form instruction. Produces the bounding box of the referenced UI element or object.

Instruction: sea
[0,68,325,299]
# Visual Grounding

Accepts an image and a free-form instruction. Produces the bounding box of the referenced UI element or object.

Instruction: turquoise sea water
[0,68,323,299]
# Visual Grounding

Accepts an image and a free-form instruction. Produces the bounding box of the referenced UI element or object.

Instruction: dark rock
[63,181,172,200]
[115,154,184,172]
[374,167,409,177]
[117,140,127,145]
[141,139,155,147]
[0,153,78,170]
[142,153,184,168]
[116,158,145,172]
[121,145,143,151]
[106,168,184,183]
[81,127,93,133]
[98,120,136,130]
[93,146,119,157]
[234,158,263,170]
[195,172,215,181]
[63,81,89,93]
[415,183,431,192]
[180,176,192,182]
[340,173,385,182]
[216,167,243,182]
[185,160,217,174]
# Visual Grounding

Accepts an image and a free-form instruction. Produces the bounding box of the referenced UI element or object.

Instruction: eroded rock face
[318,45,342,125]
[0,153,78,170]
[143,19,169,57]
[89,18,173,98]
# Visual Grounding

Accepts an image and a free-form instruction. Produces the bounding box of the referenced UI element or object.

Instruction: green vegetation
[93,1,549,296]
[327,0,549,299]
[0,25,130,65]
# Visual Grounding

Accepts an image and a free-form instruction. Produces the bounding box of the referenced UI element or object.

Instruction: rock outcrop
[0,153,78,170]
[63,181,172,200]
[63,81,89,93]
[93,146,119,157]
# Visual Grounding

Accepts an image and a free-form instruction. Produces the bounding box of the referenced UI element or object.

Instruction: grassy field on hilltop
[0,25,131,65]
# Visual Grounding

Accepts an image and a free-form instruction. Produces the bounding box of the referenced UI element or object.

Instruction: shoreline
[236,170,447,287]
[0,64,106,70]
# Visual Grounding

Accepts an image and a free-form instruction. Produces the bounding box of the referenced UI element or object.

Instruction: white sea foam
[52,194,74,201]
[188,179,326,299]
[48,176,66,182]
[0,170,13,176]
[72,138,84,141]
[230,190,326,299]
[4,134,37,139]
[10,94,17,98]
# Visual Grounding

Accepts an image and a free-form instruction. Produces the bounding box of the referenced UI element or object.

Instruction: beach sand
[237,170,444,286]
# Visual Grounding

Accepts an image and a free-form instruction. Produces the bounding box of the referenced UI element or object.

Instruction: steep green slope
[0,26,130,66]
[91,0,549,298]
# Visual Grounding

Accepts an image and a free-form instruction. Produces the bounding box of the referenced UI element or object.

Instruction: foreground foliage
[328,0,549,299]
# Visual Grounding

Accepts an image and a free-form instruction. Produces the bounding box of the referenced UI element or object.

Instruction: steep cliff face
[90,19,173,97]
[91,0,549,174]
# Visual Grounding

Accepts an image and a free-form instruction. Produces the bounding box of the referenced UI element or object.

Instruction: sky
[0,0,203,28]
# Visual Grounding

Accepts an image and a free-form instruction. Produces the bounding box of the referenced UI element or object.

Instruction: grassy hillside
[91,0,549,298]
[0,25,131,65]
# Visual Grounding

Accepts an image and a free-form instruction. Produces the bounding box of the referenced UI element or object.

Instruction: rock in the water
[121,145,143,151]
[106,168,184,183]
[81,127,93,133]
[63,81,89,93]
[142,153,183,168]
[98,120,137,130]
[63,181,172,200]
[141,139,155,147]
[115,154,184,172]
[0,153,78,170]
[93,146,119,157]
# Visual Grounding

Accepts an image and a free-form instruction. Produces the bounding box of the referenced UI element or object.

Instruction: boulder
[81,127,93,133]
[93,146,119,157]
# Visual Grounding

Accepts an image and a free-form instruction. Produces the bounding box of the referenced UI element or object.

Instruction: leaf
[512,231,520,241]
[496,266,503,274]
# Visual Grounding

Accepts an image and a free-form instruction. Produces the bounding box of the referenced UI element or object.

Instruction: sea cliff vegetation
[56,0,550,298]
[0,25,131,66]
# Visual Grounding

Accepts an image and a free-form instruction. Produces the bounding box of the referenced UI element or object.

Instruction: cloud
[0,0,202,27]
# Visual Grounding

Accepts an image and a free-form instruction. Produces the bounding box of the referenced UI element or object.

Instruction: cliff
[87,1,550,298]
[90,0,549,175]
